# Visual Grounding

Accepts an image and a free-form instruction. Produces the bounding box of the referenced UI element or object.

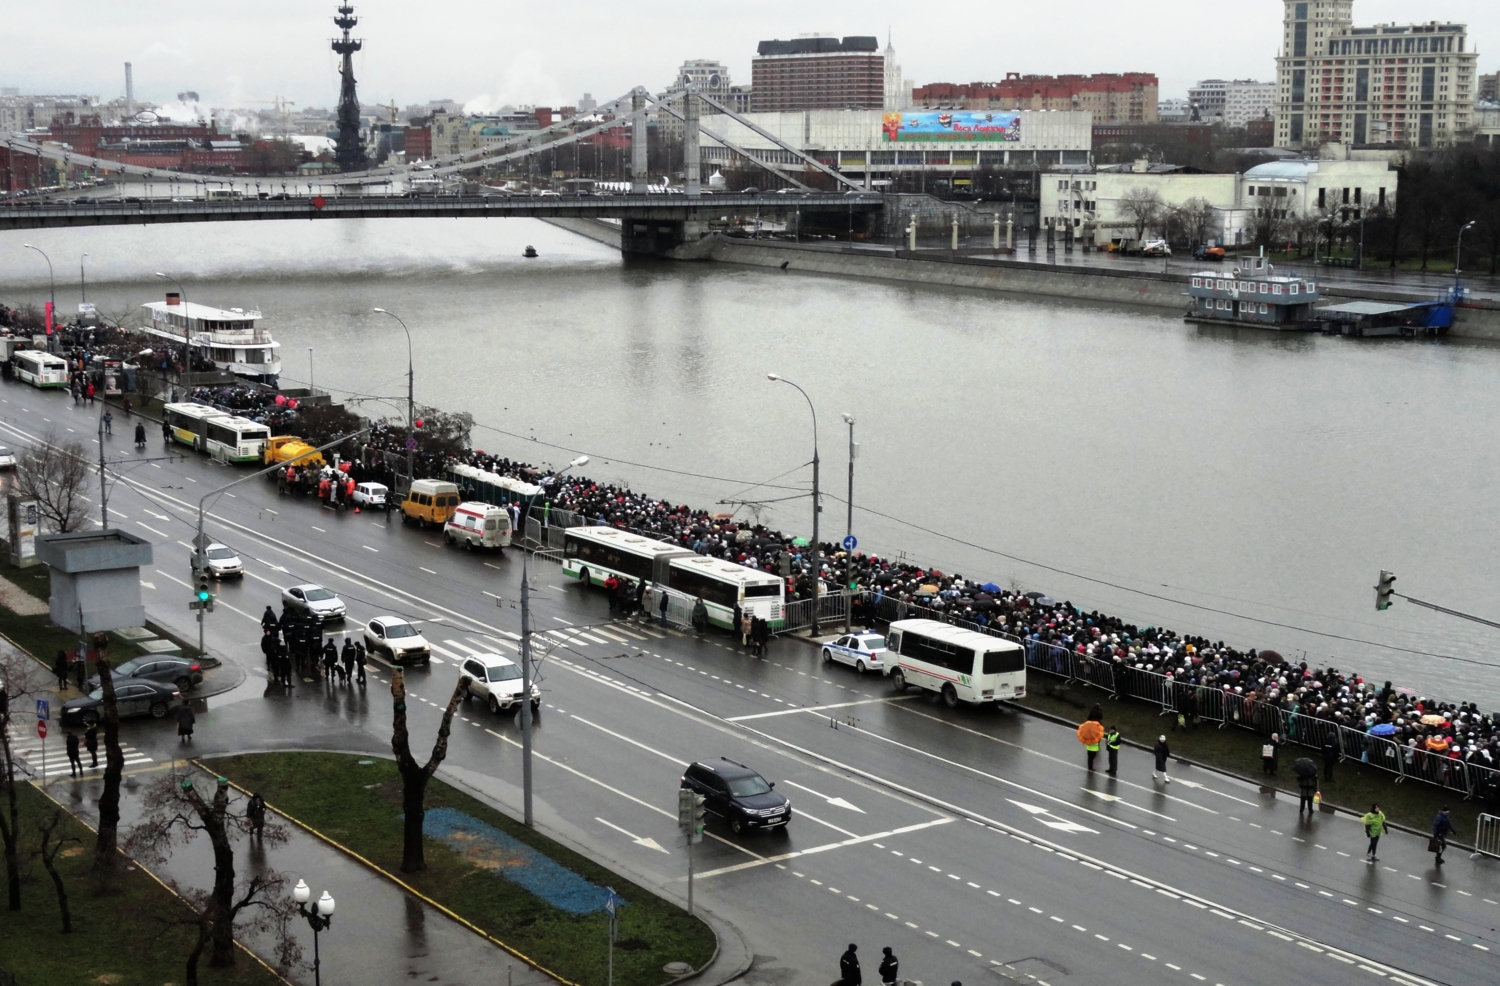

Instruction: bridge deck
[0,192,883,231]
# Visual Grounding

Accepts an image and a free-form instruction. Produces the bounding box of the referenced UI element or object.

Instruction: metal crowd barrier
[1471,814,1500,860]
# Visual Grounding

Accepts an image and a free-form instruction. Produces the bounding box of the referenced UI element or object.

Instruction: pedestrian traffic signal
[1375,570,1395,611]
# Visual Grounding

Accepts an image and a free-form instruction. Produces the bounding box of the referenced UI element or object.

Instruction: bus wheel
[890,669,906,693]
[942,684,959,708]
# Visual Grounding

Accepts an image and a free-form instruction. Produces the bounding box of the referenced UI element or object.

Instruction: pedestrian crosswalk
[5,735,155,779]
[418,621,662,665]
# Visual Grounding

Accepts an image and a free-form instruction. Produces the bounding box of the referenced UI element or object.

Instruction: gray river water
[5,217,1500,706]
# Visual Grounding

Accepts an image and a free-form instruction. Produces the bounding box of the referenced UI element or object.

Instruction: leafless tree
[390,666,470,872]
[15,431,92,533]
[91,640,126,877]
[1118,187,1165,242]
[0,645,41,910]
[35,809,79,932]
[124,771,300,984]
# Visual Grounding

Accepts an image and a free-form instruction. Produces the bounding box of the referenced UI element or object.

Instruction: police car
[820,631,888,674]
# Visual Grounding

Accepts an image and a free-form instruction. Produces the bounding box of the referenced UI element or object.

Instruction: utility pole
[520,554,535,827]
[97,412,109,529]
[841,413,856,633]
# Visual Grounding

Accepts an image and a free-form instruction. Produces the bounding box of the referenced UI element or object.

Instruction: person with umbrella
[1077,715,1105,772]
[1292,757,1319,815]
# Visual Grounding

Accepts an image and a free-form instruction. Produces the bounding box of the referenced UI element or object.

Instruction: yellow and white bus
[885,619,1027,707]
[162,403,269,462]
[12,350,68,388]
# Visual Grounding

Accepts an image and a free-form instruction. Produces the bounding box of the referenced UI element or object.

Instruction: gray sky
[8,1,1496,117]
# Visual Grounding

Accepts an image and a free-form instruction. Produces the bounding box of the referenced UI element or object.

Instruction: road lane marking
[693,818,954,878]
[726,696,918,721]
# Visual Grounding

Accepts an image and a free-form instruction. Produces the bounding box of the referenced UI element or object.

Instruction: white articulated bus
[563,526,693,589]
[885,619,1026,707]
[162,403,269,463]
[12,350,68,388]
[665,555,785,629]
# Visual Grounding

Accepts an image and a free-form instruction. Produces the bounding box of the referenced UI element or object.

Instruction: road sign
[842,535,857,552]
[35,699,49,722]
[191,531,213,549]
[604,888,618,917]
[36,720,47,740]
[405,438,418,451]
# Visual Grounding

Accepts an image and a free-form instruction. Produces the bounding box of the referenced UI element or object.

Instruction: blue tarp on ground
[420,806,623,915]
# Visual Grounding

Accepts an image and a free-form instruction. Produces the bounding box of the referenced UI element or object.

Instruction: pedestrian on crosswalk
[65,731,83,777]
[85,724,98,768]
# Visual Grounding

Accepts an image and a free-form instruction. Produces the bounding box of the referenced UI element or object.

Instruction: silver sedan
[280,583,347,622]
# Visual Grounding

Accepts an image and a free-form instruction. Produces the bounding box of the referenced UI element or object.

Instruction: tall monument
[331,4,368,172]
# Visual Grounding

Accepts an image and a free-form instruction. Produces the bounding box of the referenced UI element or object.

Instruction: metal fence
[856,589,1500,804]
[782,592,852,633]
[1472,814,1500,860]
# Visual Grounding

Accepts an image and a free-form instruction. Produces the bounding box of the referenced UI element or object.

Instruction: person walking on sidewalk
[65,731,83,777]
[1105,726,1122,776]
[85,723,98,768]
[1322,732,1340,781]
[1261,733,1282,775]
[103,410,112,436]
[1077,713,1105,772]
[177,704,196,744]
[877,947,898,986]
[1362,804,1387,861]
[1153,735,1172,783]
[53,650,70,690]
[1431,806,1455,866]
[838,943,861,986]
[247,792,267,839]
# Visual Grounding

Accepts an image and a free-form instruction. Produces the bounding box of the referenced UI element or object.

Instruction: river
[5,216,1500,706]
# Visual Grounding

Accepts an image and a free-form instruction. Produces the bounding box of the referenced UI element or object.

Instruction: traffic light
[1375,570,1396,611]
[678,788,705,843]
[192,569,214,612]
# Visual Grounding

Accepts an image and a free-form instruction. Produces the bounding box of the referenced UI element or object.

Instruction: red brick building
[913,73,1159,124]
[751,36,884,112]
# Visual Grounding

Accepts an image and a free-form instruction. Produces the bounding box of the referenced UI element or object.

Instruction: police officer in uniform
[1105,726,1123,776]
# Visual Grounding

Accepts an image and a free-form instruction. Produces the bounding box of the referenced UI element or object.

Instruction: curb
[28,779,296,986]
[1003,698,1477,851]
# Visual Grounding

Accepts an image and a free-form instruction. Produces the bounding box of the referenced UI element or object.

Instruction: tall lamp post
[1455,220,1477,281]
[79,252,88,305]
[767,373,820,635]
[840,413,855,633]
[154,272,189,396]
[292,879,335,986]
[22,243,55,342]
[372,308,416,490]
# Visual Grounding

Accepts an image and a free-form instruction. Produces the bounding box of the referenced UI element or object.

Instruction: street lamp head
[841,413,854,425]
[293,879,310,904]
[569,455,589,468]
[766,372,780,381]
[372,307,386,313]
[318,890,335,916]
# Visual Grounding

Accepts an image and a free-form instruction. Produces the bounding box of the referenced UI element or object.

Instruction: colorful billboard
[881,111,1021,143]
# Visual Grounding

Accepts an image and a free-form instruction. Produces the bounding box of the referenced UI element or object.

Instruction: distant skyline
[6,0,1496,117]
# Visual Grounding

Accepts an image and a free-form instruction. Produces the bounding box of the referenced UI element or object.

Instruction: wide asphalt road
[0,379,1493,986]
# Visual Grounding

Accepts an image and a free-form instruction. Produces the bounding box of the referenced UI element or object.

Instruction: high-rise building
[883,35,911,110]
[1273,0,1477,149]
[676,60,733,95]
[912,74,1158,124]
[750,36,884,112]
[1189,79,1275,127]
[578,93,598,115]
[1478,71,1499,103]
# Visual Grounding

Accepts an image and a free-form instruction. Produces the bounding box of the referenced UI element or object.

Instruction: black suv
[680,758,792,835]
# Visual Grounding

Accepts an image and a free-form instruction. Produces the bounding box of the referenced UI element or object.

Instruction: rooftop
[142,300,261,321]
[756,36,879,56]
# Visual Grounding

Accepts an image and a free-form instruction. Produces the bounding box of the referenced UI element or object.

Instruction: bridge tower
[330,4,368,172]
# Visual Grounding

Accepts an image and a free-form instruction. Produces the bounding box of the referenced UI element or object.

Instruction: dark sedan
[87,654,202,692]
[62,679,184,727]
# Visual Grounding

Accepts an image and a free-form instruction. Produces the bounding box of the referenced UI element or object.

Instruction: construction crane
[375,100,401,125]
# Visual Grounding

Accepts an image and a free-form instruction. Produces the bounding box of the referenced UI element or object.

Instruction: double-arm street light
[1456,220,1477,280]
[371,308,416,489]
[768,373,821,635]
[292,879,335,986]
[22,243,55,340]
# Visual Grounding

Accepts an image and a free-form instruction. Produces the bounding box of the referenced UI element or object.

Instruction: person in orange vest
[1077,716,1105,772]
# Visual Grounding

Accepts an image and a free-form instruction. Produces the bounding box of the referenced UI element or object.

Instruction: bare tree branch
[390,667,470,872]
[14,430,92,533]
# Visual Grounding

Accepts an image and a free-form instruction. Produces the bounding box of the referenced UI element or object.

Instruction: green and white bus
[12,350,68,388]
[666,555,786,630]
[563,526,692,588]
[162,403,270,463]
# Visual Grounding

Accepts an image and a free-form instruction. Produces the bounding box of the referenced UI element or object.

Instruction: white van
[443,501,512,551]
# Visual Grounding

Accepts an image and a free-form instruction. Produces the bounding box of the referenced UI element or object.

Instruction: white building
[1273,0,1477,149]
[1041,157,1394,246]
[883,36,912,110]
[1158,98,1193,123]
[676,59,734,96]
[1189,79,1275,127]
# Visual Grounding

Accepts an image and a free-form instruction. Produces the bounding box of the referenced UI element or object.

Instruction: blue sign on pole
[604,888,618,917]
[36,699,49,722]
[842,535,858,552]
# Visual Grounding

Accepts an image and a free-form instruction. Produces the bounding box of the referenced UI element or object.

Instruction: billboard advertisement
[882,111,1021,143]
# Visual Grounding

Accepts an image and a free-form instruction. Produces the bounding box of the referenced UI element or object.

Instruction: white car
[458,652,540,715]
[280,583,347,622]
[352,482,388,507]
[192,543,243,579]
[821,631,888,674]
[0,446,16,469]
[363,615,431,667]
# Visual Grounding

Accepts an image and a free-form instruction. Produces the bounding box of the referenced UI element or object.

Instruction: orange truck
[263,435,325,468]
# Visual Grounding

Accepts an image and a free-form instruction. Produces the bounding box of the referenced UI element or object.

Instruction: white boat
[140,293,281,383]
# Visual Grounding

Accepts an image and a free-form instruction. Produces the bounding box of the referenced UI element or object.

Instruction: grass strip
[0,781,285,986]
[1017,678,1471,838]
[211,751,715,986]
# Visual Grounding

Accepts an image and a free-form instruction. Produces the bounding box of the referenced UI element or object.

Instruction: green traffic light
[197,589,211,602]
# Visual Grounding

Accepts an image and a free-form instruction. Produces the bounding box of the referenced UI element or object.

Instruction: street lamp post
[79,252,88,305]
[293,880,335,986]
[22,243,56,341]
[154,272,189,395]
[1456,220,1477,280]
[371,308,415,490]
[767,374,820,636]
[840,413,855,633]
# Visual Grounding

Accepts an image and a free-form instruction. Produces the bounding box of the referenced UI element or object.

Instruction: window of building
[1290,113,1304,143]
[1292,69,1307,103]
[1421,66,1435,101]
[1294,22,1308,58]
[1418,112,1433,147]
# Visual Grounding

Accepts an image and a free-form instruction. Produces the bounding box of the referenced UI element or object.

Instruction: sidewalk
[42,760,558,986]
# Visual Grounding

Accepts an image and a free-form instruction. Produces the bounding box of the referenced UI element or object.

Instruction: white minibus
[886,619,1027,707]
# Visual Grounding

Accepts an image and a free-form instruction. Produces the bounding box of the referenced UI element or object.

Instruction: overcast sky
[8,1,1496,116]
